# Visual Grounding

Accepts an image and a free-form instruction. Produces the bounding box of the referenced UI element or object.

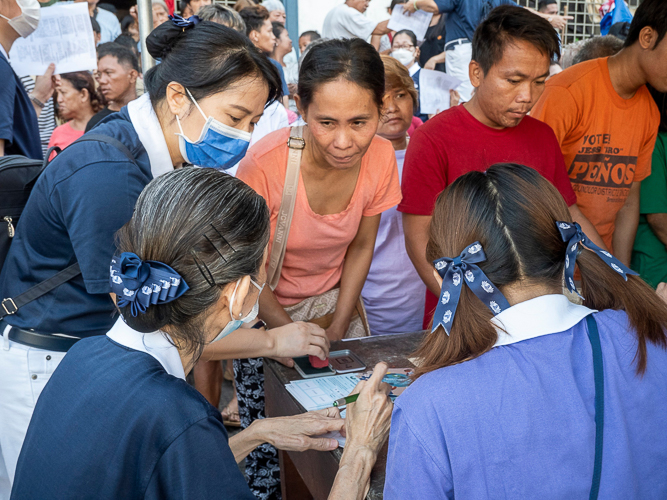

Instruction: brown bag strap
[267,126,305,290]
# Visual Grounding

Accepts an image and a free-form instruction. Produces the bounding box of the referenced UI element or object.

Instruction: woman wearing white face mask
[390,29,427,121]
[0,0,56,159]
[0,16,328,493]
[11,168,395,499]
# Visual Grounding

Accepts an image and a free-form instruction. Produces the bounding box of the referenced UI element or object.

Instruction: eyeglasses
[393,44,415,50]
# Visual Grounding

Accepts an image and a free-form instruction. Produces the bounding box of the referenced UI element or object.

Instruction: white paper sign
[387,5,433,42]
[419,69,462,115]
[9,3,97,77]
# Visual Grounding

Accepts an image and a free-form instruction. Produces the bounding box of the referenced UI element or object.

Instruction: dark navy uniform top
[409,66,429,123]
[12,320,255,499]
[434,0,516,43]
[0,51,42,159]
[0,107,153,337]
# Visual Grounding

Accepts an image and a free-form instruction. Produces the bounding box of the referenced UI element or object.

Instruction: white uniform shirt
[322,4,377,41]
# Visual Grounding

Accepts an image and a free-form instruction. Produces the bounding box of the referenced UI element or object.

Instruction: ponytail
[417,163,667,379]
[577,250,667,375]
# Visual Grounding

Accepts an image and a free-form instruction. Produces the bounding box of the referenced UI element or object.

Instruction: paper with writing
[9,3,96,77]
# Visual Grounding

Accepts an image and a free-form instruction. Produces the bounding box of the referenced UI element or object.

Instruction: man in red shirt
[400,5,601,327]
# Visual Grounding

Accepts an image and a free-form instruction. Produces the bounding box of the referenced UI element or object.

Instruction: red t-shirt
[398,104,576,327]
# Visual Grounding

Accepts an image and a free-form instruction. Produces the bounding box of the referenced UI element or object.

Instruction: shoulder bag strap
[266,126,304,291]
[74,134,136,163]
[585,314,604,500]
[1,263,81,319]
[0,134,137,319]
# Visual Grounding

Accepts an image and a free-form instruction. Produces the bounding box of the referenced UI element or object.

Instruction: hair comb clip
[190,250,216,287]
[204,223,236,263]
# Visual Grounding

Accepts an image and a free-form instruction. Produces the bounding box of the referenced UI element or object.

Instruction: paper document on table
[419,69,462,115]
[286,374,360,411]
[285,369,415,413]
[387,5,433,41]
[9,3,97,77]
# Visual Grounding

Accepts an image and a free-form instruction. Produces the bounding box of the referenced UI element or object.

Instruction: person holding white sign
[403,0,572,102]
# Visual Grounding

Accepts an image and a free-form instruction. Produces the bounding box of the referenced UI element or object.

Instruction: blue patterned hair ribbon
[432,242,510,335]
[110,252,189,317]
[169,14,201,29]
[557,221,637,299]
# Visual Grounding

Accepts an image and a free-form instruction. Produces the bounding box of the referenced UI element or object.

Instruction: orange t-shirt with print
[237,128,402,306]
[532,57,659,252]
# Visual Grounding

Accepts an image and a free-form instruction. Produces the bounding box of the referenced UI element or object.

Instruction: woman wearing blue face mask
[0,16,327,489]
[11,168,395,499]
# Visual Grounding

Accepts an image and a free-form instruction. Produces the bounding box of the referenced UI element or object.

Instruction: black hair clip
[191,224,237,288]
[191,250,216,287]
[204,223,236,262]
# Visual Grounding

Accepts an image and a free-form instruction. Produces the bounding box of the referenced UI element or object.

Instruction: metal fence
[515,0,642,44]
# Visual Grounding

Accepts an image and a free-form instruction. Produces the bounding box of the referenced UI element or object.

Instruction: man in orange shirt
[532,0,666,265]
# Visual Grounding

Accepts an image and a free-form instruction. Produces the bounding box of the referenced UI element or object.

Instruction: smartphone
[329,350,366,373]
[293,355,335,379]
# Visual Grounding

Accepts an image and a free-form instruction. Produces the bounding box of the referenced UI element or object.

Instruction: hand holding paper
[419,69,463,115]
[387,4,433,42]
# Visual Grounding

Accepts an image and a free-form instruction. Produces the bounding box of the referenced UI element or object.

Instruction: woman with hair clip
[11,168,394,499]
[0,16,328,493]
[384,163,667,499]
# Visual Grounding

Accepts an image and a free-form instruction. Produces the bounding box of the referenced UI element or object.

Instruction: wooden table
[264,331,425,500]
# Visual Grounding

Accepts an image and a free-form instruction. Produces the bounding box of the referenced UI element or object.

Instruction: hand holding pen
[340,363,393,450]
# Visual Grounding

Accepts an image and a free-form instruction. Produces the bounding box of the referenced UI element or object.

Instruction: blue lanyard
[585,314,604,500]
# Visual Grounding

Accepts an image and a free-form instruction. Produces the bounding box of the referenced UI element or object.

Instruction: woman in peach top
[235,38,401,499]
[238,38,402,342]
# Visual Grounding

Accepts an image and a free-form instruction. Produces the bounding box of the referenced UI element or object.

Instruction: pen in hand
[332,393,359,407]
[332,373,412,407]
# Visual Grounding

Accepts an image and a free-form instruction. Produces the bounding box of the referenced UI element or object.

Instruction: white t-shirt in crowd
[361,147,426,335]
[96,8,121,44]
[322,3,377,41]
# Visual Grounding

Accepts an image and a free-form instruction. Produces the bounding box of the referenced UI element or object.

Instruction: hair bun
[146,15,201,60]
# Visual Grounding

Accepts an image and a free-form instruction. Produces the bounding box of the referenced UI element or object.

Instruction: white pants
[0,326,66,500]
[445,42,474,103]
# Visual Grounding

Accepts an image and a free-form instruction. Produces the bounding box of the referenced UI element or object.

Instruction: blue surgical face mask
[176,88,252,170]
[211,278,264,343]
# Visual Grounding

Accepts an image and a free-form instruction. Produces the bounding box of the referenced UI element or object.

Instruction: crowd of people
[1,0,667,498]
